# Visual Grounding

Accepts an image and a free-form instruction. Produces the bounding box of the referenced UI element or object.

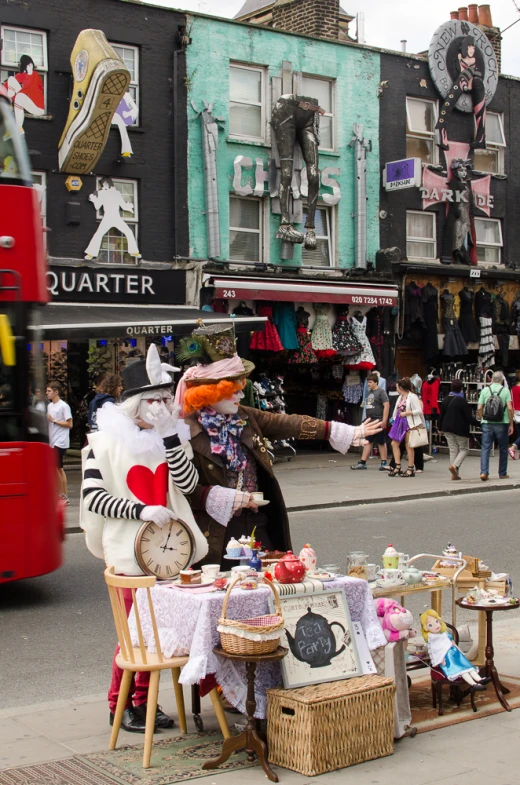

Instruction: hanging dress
[332,306,362,355]
[421,283,440,362]
[458,288,478,344]
[311,303,336,358]
[441,292,468,358]
[345,316,376,370]
[250,305,284,352]
[273,302,299,351]
[366,307,385,368]
[288,307,318,365]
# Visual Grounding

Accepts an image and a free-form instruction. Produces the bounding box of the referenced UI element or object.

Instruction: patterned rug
[410,674,520,732]
[79,730,258,784]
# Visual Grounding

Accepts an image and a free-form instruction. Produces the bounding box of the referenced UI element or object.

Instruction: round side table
[456,598,520,711]
[202,646,287,783]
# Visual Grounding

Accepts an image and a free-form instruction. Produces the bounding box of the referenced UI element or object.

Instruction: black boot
[109,707,149,733]
[133,702,175,729]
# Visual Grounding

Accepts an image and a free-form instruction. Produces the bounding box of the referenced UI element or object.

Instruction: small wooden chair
[104,567,230,768]
[430,622,478,716]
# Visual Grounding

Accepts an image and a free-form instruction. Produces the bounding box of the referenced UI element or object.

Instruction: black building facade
[378,39,520,379]
[1,0,189,266]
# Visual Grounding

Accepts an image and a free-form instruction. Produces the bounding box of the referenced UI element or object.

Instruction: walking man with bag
[438,379,478,480]
[477,371,514,481]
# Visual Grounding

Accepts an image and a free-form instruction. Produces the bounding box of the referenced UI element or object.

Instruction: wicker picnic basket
[218,575,284,655]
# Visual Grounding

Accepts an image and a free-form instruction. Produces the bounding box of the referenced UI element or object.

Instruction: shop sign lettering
[126,325,174,335]
[46,270,155,296]
[45,266,186,305]
[419,187,494,209]
[232,156,341,203]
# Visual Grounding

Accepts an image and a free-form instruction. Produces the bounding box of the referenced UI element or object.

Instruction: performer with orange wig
[174,326,381,567]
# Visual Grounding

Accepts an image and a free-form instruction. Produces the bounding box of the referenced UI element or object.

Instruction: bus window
[0,308,18,440]
[27,307,48,441]
[0,98,31,186]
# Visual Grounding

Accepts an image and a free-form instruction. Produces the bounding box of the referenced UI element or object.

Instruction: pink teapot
[274,551,306,584]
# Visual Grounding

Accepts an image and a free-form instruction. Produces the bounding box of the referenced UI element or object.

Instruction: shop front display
[202,275,398,457]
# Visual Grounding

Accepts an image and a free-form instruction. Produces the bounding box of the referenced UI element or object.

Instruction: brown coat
[185,406,329,565]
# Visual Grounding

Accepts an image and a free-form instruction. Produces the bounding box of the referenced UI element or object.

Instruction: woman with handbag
[388,377,426,477]
[508,370,520,460]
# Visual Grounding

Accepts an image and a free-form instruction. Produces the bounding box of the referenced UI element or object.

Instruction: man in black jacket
[438,379,477,480]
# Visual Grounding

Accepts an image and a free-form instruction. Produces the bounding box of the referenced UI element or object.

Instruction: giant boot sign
[271,95,324,250]
[58,30,130,174]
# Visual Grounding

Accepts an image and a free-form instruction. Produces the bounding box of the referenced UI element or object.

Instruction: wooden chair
[104,567,230,768]
[430,622,478,716]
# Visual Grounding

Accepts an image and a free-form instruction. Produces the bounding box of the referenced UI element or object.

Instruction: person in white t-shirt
[46,382,73,504]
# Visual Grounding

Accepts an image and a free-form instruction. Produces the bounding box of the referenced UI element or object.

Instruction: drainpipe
[172,25,191,259]
[195,101,222,259]
[349,123,371,270]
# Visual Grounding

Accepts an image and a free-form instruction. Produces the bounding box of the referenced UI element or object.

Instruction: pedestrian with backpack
[477,371,514,481]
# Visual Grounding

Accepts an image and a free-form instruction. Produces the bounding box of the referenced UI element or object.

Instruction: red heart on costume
[126,463,168,506]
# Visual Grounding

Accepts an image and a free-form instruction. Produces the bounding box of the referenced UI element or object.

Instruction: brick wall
[0,0,189,262]
[272,0,340,41]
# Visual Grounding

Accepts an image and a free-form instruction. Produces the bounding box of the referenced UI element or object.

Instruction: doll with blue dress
[420,609,487,690]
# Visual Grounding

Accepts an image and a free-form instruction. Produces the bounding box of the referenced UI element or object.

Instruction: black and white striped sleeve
[163,435,199,495]
[82,449,145,520]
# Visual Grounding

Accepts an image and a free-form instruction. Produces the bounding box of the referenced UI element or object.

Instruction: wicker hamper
[267,675,395,777]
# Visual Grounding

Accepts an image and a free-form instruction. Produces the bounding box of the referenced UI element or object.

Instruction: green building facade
[185,14,381,270]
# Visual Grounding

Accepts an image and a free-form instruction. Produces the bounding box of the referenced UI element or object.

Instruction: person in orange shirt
[4,55,45,133]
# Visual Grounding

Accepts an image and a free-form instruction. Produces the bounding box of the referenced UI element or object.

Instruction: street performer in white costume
[81,344,207,733]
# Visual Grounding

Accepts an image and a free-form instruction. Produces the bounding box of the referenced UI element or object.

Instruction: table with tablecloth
[128,576,386,718]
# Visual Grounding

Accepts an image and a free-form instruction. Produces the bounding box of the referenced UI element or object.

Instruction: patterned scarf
[197,407,247,471]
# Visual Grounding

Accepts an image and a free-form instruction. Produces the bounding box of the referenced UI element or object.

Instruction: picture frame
[269,589,362,689]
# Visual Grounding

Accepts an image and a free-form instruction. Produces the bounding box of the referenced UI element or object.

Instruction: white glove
[232,491,258,515]
[139,505,176,528]
[143,402,180,438]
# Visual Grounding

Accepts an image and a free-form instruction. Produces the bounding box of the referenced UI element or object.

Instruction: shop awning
[39,304,267,340]
[211,277,399,306]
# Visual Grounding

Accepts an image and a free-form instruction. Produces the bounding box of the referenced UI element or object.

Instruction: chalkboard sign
[269,590,361,689]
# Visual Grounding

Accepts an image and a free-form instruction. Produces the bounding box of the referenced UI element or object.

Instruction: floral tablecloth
[128,576,385,718]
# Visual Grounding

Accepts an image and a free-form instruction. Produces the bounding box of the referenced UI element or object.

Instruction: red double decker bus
[0,87,64,583]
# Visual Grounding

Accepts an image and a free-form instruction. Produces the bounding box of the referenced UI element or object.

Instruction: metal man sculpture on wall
[270,94,324,250]
[112,92,138,157]
[428,20,498,151]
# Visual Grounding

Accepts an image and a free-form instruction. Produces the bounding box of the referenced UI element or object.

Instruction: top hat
[175,325,254,384]
[121,344,179,401]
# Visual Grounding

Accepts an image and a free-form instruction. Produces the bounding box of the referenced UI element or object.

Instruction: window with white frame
[406,97,437,165]
[301,75,335,151]
[475,217,502,264]
[111,44,139,125]
[95,177,139,265]
[473,112,505,175]
[406,211,436,260]
[0,26,48,113]
[229,196,262,262]
[302,204,333,267]
[229,64,265,141]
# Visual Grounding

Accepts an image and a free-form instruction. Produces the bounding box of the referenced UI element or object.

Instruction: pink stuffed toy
[376,597,415,642]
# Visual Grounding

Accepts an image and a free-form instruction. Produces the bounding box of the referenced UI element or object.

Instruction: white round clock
[134,518,195,579]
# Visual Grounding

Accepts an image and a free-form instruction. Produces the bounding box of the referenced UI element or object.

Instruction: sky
[145,0,520,77]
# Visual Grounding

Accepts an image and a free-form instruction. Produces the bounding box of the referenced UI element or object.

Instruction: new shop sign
[46,266,186,304]
[383,158,422,191]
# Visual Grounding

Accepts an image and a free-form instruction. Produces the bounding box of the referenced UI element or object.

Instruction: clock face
[135,518,195,579]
